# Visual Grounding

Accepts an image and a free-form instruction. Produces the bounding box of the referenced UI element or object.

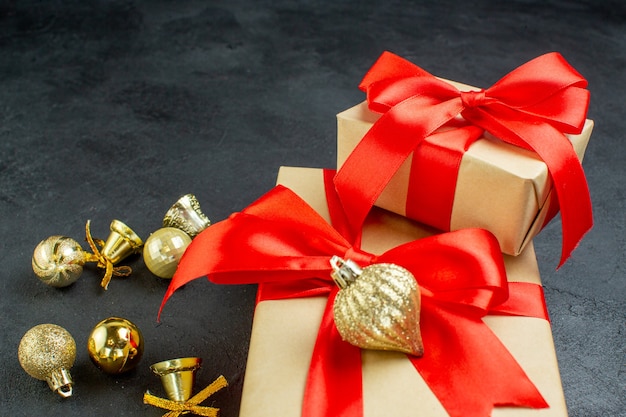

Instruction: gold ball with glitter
[143,227,192,279]
[18,323,77,398]
[330,256,424,356]
[32,236,87,287]
[87,317,144,374]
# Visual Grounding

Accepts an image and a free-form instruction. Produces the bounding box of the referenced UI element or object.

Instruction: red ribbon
[334,51,591,267]
[161,181,549,417]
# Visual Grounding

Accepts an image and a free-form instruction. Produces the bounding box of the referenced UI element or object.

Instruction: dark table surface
[1,1,624,416]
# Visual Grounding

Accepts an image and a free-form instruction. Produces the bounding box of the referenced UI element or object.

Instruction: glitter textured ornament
[32,236,87,287]
[87,317,144,374]
[162,194,211,238]
[331,256,424,356]
[143,227,192,279]
[18,323,77,398]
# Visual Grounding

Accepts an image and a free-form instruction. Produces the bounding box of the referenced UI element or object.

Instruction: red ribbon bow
[334,51,591,267]
[161,181,549,417]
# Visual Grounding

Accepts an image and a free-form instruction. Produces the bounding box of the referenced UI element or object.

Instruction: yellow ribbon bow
[143,375,228,417]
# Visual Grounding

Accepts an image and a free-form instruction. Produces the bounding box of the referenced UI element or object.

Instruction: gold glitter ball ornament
[87,317,144,374]
[330,256,424,356]
[32,236,87,287]
[143,227,192,279]
[18,323,77,398]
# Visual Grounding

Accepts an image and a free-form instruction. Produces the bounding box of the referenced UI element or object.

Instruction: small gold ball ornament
[18,323,77,398]
[330,256,424,356]
[143,227,192,279]
[87,317,144,374]
[32,236,87,287]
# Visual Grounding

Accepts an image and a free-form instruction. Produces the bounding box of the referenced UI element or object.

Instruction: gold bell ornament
[18,324,77,398]
[87,317,144,374]
[143,194,211,279]
[144,357,229,417]
[150,357,202,402]
[31,219,143,290]
[162,194,211,238]
[330,256,424,356]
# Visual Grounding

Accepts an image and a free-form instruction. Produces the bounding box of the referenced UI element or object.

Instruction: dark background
[1,1,624,416]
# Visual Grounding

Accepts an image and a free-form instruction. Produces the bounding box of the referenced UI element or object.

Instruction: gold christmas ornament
[162,194,211,238]
[87,317,144,374]
[144,363,228,417]
[18,323,77,398]
[150,357,202,402]
[143,227,192,279]
[31,219,143,290]
[32,236,88,287]
[330,256,424,356]
[93,219,144,289]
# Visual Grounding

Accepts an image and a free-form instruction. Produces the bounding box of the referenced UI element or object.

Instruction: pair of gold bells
[31,194,211,289]
[18,322,222,414]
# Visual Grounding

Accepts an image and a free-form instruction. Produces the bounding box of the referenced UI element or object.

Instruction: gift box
[237,166,568,417]
[334,52,594,260]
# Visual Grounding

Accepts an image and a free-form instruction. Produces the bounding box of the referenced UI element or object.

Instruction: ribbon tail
[187,407,219,417]
[303,289,363,417]
[465,109,592,267]
[100,261,113,290]
[411,306,548,417]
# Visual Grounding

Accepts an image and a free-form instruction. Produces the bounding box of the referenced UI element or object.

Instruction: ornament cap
[330,256,363,289]
[150,357,202,402]
[163,194,211,238]
[46,368,73,398]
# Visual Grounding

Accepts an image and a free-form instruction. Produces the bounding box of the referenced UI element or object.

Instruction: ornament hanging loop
[46,368,73,398]
[330,256,363,289]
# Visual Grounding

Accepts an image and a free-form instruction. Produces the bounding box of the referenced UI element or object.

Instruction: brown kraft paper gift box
[336,79,594,256]
[237,166,568,417]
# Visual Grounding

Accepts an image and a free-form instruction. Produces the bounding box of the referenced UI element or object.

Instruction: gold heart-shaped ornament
[331,256,424,356]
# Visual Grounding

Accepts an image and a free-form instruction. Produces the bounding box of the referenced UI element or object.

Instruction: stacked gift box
[162,51,594,417]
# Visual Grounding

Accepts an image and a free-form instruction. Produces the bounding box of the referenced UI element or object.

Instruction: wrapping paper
[237,166,568,417]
